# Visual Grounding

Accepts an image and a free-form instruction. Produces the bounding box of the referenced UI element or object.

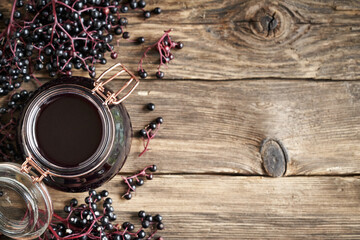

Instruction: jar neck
[21,84,115,177]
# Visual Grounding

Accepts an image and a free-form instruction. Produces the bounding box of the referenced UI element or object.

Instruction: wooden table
[2,0,360,239]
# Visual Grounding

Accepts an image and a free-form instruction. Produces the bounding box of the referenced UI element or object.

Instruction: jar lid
[0,163,53,239]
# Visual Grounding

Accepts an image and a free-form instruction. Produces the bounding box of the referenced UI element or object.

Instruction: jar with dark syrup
[0,64,139,239]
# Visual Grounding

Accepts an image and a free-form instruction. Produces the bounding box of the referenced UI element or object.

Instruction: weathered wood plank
[1,0,360,80]
[113,79,360,176]
[2,0,360,80]
[48,175,360,239]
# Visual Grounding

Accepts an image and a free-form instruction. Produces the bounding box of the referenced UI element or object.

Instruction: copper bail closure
[92,63,140,106]
[21,157,51,183]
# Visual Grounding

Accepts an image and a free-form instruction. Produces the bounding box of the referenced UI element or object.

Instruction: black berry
[138,210,146,218]
[177,42,184,49]
[156,117,164,124]
[138,69,148,79]
[153,7,162,14]
[144,11,151,18]
[150,165,157,172]
[137,37,145,44]
[156,71,164,79]
[147,103,155,111]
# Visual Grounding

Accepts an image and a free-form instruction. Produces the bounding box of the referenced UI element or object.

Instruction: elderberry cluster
[123,165,157,200]
[0,0,162,98]
[138,116,163,157]
[137,102,164,156]
[138,210,165,234]
[0,90,31,113]
[46,189,165,240]
[138,30,183,79]
[0,90,31,162]
[60,191,115,238]
[139,117,163,138]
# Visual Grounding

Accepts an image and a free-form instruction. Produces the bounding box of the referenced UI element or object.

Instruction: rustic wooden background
[2,0,360,239]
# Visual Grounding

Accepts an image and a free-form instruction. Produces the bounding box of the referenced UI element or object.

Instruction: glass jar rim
[20,84,115,177]
[0,163,53,239]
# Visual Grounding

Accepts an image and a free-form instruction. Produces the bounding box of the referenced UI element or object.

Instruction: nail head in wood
[260,138,288,177]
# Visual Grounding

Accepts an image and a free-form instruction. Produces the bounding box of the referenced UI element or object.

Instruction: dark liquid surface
[35,94,103,167]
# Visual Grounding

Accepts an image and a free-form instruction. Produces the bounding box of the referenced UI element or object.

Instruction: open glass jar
[0,63,139,239]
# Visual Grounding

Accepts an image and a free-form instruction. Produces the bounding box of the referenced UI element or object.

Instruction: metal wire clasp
[92,63,140,105]
[21,157,50,183]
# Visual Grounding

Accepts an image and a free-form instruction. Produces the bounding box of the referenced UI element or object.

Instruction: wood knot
[260,13,278,37]
[224,1,310,49]
[251,9,280,38]
[260,138,288,177]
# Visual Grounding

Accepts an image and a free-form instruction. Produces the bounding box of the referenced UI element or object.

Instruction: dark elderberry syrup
[35,93,103,168]
[19,75,133,192]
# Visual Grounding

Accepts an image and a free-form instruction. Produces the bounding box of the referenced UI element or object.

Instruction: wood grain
[1,0,360,80]
[47,175,360,239]
[100,79,360,176]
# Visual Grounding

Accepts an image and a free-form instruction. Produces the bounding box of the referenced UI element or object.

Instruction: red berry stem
[122,165,157,200]
[139,122,161,157]
[138,29,183,79]
[139,116,164,157]
[146,230,159,240]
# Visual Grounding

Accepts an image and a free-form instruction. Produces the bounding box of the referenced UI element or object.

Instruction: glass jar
[0,163,52,240]
[0,63,139,239]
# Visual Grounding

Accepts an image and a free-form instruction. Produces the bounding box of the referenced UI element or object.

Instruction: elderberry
[137,37,145,44]
[177,42,185,49]
[137,229,146,238]
[138,0,146,8]
[154,214,163,222]
[142,220,150,228]
[156,71,165,79]
[145,215,153,222]
[154,7,162,14]
[127,178,134,185]
[149,122,157,130]
[123,32,130,39]
[101,190,109,197]
[147,103,155,111]
[64,206,71,213]
[113,235,122,240]
[115,27,123,35]
[144,11,151,18]
[157,223,165,230]
[156,117,164,124]
[121,5,129,13]
[124,193,132,200]
[150,164,158,172]
[139,129,148,138]
[14,11,21,19]
[70,198,78,207]
[138,210,146,218]
[139,69,148,79]
[136,178,145,186]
